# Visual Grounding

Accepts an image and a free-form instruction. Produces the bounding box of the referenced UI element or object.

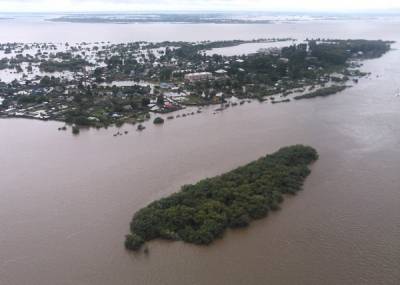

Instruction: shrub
[153,117,164,125]
[72,126,80,135]
[125,234,144,251]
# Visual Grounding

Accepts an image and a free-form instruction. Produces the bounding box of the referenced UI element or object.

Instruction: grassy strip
[294,85,348,100]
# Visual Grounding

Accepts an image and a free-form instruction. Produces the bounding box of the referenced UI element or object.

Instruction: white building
[184,72,213,82]
[215,69,228,75]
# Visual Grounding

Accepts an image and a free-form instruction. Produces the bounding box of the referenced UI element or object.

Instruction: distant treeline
[125,145,319,251]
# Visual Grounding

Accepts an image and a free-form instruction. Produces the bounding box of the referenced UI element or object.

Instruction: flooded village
[0,38,391,133]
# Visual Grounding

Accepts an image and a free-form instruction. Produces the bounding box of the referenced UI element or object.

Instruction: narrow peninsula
[125,145,319,251]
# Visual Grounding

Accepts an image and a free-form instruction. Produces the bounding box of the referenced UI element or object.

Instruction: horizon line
[1,9,400,14]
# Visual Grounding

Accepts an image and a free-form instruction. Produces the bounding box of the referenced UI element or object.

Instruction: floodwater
[0,16,399,43]
[0,17,400,285]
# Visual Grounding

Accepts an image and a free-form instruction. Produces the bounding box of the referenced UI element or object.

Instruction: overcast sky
[0,0,400,13]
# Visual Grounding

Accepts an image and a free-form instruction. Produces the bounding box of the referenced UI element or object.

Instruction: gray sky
[1,0,400,12]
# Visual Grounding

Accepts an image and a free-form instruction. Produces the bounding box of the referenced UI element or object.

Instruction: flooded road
[0,19,400,285]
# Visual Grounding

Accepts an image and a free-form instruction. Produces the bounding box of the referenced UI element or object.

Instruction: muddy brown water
[0,19,400,285]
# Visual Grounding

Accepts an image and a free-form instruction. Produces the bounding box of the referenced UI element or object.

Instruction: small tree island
[125,145,319,251]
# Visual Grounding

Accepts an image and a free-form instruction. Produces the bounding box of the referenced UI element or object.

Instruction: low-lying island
[125,145,319,251]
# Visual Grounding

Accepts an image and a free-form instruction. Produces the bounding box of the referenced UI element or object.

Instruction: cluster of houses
[0,40,298,126]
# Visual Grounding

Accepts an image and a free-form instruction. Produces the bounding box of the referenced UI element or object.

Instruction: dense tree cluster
[125,145,319,251]
[309,39,391,65]
[39,56,89,72]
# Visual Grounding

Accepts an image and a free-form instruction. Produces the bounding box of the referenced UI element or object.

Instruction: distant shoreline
[47,17,272,24]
